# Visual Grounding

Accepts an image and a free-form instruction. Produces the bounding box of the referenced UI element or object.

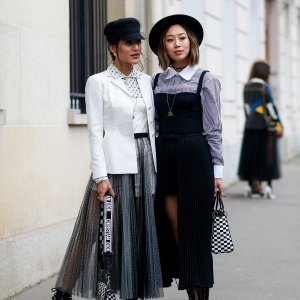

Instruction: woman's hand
[97,180,116,202]
[214,178,225,197]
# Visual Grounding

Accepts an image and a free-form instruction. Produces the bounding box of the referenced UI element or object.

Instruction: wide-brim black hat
[104,18,145,44]
[149,14,204,55]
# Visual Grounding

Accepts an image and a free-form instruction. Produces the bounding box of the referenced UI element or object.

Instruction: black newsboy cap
[104,18,145,43]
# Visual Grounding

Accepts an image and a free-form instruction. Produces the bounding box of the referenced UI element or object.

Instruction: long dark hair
[248,60,270,82]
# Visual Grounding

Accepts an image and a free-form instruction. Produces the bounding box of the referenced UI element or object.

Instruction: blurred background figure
[238,60,283,199]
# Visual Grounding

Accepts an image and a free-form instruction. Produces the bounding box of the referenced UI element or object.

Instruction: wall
[277,0,300,159]
[0,0,90,297]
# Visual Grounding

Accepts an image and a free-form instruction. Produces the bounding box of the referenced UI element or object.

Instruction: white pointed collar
[165,64,199,80]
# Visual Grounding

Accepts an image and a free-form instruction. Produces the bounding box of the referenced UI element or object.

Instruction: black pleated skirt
[155,134,215,290]
[238,129,281,181]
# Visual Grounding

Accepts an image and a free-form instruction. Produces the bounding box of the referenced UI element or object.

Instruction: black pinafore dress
[153,71,215,289]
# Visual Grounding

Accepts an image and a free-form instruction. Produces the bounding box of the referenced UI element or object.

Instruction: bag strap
[197,70,209,95]
[153,73,161,91]
[261,83,268,119]
[101,195,114,280]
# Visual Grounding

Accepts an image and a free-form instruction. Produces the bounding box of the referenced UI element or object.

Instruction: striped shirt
[153,65,224,178]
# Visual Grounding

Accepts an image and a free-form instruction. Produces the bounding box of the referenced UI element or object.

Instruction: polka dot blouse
[108,64,143,98]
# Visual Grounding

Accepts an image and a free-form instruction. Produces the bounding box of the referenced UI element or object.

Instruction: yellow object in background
[255,106,264,114]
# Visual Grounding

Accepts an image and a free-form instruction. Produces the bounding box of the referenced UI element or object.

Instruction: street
[12,157,300,300]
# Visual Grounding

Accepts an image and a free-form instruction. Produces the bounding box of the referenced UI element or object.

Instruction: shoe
[251,192,263,199]
[265,185,276,199]
[244,185,263,199]
[51,288,72,300]
[244,185,252,198]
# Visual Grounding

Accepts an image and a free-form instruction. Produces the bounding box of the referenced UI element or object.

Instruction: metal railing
[69,0,107,114]
[70,92,86,112]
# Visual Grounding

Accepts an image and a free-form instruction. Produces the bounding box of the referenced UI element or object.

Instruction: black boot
[186,287,209,300]
[51,288,72,300]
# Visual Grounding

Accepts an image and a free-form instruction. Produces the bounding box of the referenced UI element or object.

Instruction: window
[69,0,107,114]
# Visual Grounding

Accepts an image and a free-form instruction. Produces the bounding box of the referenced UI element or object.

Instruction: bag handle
[213,192,227,218]
[213,192,224,212]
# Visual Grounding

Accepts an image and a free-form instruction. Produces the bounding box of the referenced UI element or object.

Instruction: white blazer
[85,69,157,180]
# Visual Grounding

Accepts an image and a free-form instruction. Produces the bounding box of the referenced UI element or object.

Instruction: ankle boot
[265,185,276,199]
[51,288,72,300]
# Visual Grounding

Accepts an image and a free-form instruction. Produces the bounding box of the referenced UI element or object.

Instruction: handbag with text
[97,195,116,300]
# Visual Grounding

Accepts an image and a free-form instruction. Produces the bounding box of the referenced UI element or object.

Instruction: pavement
[10,156,300,300]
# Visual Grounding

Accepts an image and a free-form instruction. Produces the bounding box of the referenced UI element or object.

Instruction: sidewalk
[11,157,300,300]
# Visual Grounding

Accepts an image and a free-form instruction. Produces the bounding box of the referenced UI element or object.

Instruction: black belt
[134,133,149,139]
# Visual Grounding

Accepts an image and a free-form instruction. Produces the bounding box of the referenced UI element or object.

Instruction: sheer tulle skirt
[55,137,163,299]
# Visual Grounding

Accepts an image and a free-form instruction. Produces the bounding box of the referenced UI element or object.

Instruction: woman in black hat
[52,18,163,300]
[149,14,225,299]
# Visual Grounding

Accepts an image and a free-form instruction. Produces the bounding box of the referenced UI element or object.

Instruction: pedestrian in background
[238,60,283,199]
[52,18,163,300]
[149,14,225,300]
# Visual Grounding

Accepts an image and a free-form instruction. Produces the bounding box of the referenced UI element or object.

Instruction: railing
[69,0,107,116]
[70,92,86,113]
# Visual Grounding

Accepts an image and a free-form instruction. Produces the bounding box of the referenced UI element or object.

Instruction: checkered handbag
[97,195,116,300]
[211,193,234,254]
[97,281,115,300]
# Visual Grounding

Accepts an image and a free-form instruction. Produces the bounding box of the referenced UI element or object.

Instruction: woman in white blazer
[52,18,163,300]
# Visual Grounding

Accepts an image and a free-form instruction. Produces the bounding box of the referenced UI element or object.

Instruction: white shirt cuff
[94,176,108,184]
[214,165,223,179]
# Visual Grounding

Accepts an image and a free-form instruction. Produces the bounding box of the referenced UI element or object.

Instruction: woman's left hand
[214,178,225,197]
